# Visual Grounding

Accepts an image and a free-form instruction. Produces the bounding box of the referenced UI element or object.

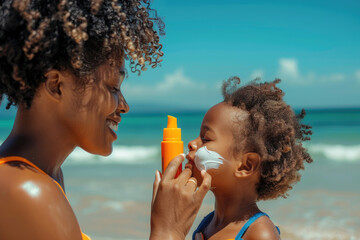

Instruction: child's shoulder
[242,214,280,240]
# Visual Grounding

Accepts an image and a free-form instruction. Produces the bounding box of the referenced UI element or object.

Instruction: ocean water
[0,108,359,240]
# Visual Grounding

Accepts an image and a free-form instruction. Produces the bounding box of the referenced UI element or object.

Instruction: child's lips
[185,152,196,170]
[184,159,194,170]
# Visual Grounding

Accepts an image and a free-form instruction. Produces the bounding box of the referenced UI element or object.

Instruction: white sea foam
[308,144,360,162]
[66,145,159,165]
[283,224,359,240]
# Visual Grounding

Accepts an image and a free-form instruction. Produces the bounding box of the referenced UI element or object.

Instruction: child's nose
[188,140,198,151]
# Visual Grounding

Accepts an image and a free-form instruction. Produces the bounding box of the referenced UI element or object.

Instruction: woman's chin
[81,144,113,157]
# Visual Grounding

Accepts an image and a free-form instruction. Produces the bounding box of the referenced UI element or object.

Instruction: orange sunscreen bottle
[161,115,183,177]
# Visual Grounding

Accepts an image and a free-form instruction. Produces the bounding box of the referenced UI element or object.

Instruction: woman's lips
[106,119,119,140]
[106,119,118,131]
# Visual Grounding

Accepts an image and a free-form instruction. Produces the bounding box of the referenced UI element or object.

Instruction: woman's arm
[150,154,211,240]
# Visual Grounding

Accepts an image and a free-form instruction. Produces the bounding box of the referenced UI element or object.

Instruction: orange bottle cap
[163,115,181,141]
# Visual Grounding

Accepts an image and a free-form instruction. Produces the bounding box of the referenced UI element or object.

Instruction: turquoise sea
[1,108,360,240]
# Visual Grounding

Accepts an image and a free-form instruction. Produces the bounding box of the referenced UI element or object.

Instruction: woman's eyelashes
[110,86,120,94]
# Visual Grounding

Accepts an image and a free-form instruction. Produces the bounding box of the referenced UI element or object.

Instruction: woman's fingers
[194,170,211,201]
[150,159,211,239]
[151,170,161,207]
[176,167,192,183]
[184,177,198,191]
[162,153,185,181]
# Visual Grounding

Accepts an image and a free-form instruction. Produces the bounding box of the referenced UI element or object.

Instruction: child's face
[186,102,247,188]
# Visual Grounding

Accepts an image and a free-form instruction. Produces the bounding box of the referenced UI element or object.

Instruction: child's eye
[201,137,210,143]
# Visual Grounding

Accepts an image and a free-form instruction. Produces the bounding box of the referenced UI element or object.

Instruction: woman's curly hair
[0,0,164,109]
[222,77,313,200]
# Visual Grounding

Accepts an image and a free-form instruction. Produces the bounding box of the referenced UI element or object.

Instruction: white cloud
[156,68,193,91]
[322,73,346,82]
[122,68,220,110]
[123,68,201,96]
[279,58,299,79]
[277,58,347,85]
[355,70,360,83]
[250,69,264,80]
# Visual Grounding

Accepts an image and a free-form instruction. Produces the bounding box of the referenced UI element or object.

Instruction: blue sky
[123,0,360,112]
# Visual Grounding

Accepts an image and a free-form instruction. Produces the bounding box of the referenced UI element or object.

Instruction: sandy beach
[64,161,360,240]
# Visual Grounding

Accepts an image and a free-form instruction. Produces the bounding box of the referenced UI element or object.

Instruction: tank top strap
[235,212,269,240]
[0,156,47,175]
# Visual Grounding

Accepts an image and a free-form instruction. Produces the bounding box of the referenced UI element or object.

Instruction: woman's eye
[112,87,120,93]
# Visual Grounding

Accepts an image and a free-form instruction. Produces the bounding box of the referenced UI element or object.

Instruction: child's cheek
[194,146,225,171]
[193,146,226,187]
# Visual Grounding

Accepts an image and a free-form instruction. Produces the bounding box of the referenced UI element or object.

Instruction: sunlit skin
[0,60,129,240]
[186,102,280,240]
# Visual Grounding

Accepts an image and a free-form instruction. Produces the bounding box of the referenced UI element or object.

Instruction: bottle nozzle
[163,115,181,141]
[167,115,177,128]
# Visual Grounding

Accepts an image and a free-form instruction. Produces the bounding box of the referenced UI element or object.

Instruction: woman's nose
[117,93,130,114]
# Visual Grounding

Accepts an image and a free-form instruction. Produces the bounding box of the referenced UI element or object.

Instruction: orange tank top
[0,156,91,240]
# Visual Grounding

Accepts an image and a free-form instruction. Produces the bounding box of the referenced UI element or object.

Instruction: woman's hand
[150,154,211,240]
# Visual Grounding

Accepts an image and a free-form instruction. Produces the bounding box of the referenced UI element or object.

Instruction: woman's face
[60,60,129,156]
[186,102,247,189]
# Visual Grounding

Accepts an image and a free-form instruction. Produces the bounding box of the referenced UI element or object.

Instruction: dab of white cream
[195,146,225,171]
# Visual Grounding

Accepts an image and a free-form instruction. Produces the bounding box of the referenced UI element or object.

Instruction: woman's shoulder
[0,161,64,200]
[0,162,83,240]
[243,214,280,240]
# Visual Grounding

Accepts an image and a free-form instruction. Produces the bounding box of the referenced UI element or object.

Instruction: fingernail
[155,170,161,180]
[180,153,185,158]
[201,170,207,177]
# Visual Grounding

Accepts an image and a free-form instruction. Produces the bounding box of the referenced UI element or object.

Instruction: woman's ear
[234,152,261,178]
[43,70,63,102]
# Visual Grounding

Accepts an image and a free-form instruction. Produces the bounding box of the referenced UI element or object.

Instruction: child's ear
[43,70,63,102]
[234,152,261,178]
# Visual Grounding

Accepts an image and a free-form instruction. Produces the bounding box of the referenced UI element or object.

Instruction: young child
[185,77,313,240]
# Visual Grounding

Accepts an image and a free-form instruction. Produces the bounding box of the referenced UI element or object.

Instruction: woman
[0,1,211,239]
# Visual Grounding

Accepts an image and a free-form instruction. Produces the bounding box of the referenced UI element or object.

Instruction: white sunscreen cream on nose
[194,146,225,171]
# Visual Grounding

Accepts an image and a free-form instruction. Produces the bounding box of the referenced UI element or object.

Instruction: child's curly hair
[0,0,164,109]
[222,77,313,200]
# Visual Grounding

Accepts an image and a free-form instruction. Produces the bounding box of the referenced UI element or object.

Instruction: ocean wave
[66,145,159,165]
[308,144,360,162]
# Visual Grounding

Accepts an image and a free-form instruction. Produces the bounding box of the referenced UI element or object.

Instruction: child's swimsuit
[0,156,91,240]
[193,211,280,240]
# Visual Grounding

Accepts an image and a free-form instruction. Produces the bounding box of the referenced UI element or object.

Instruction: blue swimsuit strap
[235,212,280,240]
[193,211,280,240]
[192,211,215,240]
